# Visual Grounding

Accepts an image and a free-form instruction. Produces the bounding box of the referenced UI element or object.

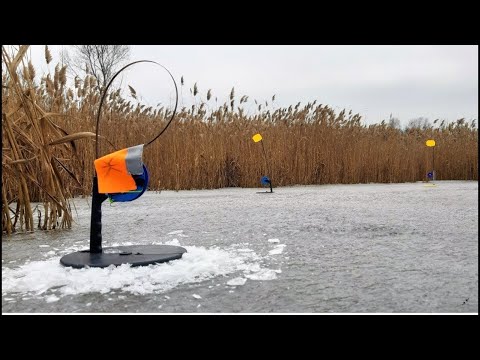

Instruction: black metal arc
[260,140,270,175]
[95,60,179,159]
[432,146,435,181]
[260,140,273,192]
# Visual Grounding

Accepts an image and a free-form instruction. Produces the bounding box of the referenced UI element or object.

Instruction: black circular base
[256,191,274,194]
[60,245,187,269]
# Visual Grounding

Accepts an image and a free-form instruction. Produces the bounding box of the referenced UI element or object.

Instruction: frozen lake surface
[2,181,478,313]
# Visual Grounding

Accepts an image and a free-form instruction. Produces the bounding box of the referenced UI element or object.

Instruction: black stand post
[90,176,107,253]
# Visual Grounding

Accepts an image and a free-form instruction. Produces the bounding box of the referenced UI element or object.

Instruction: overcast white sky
[25,45,478,125]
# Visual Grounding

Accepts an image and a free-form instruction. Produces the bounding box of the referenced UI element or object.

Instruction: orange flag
[94,145,144,193]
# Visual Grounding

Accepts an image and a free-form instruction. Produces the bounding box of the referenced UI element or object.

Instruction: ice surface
[2,181,478,313]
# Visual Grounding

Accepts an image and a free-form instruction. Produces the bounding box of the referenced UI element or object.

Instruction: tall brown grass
[2,46,478,235]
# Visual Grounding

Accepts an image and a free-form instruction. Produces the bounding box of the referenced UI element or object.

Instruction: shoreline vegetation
[2,46,478,235]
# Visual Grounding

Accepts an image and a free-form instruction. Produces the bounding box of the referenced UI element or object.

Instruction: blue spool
[260,176,271,186]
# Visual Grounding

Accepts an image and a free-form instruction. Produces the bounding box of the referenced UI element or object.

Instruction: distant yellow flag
[426,139,436,147]
[252,133,262,143]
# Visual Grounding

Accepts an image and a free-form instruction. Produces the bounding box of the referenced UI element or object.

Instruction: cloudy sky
[25,45,478,125]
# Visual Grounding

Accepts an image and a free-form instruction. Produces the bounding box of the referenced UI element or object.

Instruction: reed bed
[2,46,478,235]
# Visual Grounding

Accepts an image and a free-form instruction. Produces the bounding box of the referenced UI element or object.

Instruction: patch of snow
[227,277,247,286]
[269,244,286,255]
